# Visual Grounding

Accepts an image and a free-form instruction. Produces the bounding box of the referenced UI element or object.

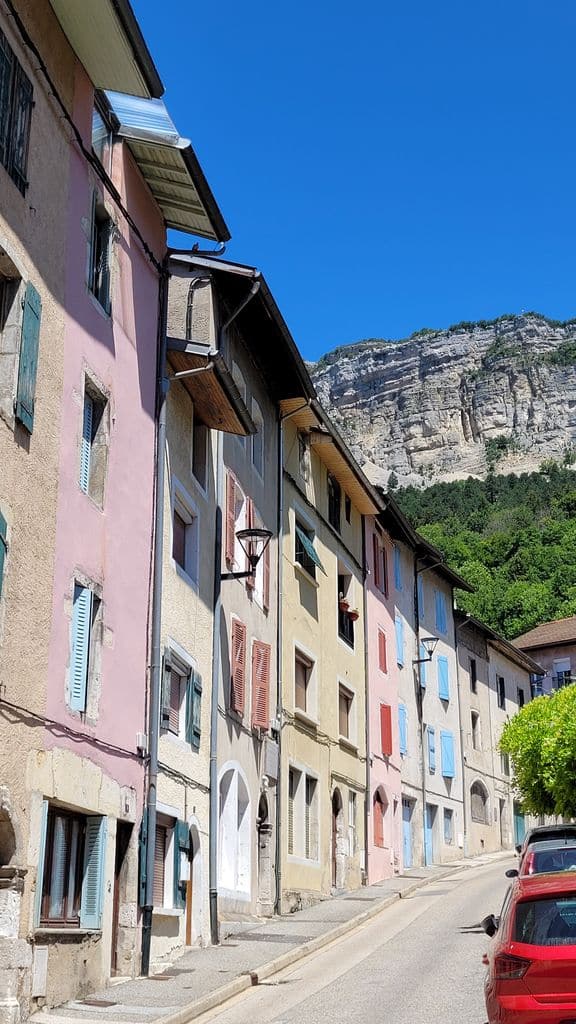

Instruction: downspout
[454,614,469,857]
[414,554,426,866]
[142,256,170,976]
[274,413,284,913]
[209,278,261,946]
[362,517,370,884]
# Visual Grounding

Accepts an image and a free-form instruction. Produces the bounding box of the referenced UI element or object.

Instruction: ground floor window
[39,804,107,929]
[288,765,319,861]
[443,808,454,845]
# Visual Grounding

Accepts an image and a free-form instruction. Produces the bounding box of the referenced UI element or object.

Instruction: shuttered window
[89,199,113,314]
[373,792,385,848]
[398,703,408,755]
[438,655,450,701]
[380,703,393,756]
[79,393,93,494]
[153,824,167,906]
[338,685,353,739]
[15,281,41,432]
[395,615,404,666]
[288,769,296,855]
[168,669,181,734]
[185,670,202,749]
[378,629,387,673]
[393,545,402,591]
[441,730,455,779]
[69,583,94,713]
[251,640,271,730]
[0,509,7,598]
[40,807,106,929]
[305,777,317,859]
[230,619,246,714]
[435,589,448,634]
[427,726,436,773]
[0,28,33,193]
[81,816,107,929]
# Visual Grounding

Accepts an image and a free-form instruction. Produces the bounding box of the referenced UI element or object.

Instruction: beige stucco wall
[280,418,367,909]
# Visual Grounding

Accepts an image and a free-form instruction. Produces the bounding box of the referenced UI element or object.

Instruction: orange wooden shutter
[230,619,246,714]
[380,703,392,756]
[251,640,270,730]
[373,533,381,590]
[246,497,255,589]
[263,538,270,610]
[378,629,387,673]
[225,473,235,564]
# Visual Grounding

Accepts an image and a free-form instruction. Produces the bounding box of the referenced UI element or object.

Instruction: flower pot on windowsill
[339,599,349,612]
[348,609,360,621]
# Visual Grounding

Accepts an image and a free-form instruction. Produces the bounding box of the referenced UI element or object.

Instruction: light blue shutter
[435,590,447,633]
[417,575,424,618]
[441,730,455,778]
[394,546,402,590]
[80,815,107,928]
[398,704,408,754]
[420,642,428,686]
[34,799,49,925]
[69,584,92,711]
[0,509,7,598]
[79,394,93,493]
[15,282,42,432]
[427,726,436,772]
[438,655,450,701]
[395,615,404,666]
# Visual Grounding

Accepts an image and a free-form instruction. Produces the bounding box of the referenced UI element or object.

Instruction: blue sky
[134,0,576,362]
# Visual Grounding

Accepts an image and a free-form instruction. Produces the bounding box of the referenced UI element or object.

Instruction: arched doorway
[257,792,273,916]
[331,788,345,890]
[218,765,251,898]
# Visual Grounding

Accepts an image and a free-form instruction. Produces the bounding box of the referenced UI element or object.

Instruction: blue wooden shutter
[34,799,48,925]
[435,590,447,633]
[441,730,455,778]
[395,615,404,666]
[80,815,107,928]
[173,821,190,909]
[398,704,408,754]
[417,575,424,618]
[438,655,450,701]
[69,584,92,711]
[79,394,93,493]
[394,546,402,590]
[427,726,436,772]
[0,509,7,598]
[138,812,147,907]
[420,642,428,686]
[15,282,41,432]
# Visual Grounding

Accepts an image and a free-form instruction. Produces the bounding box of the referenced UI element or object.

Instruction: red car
[482,873,576,1023]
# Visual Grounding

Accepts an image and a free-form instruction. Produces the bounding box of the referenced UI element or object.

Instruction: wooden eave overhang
[167,339,255,436]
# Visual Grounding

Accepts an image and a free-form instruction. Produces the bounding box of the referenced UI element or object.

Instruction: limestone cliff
[310,314,576,488]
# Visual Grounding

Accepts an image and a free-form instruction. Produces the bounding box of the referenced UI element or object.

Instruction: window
[373,792,385,848]
[251,400,264,477]
[68,582,102,714]
[287,769,297,856]
[514,896,576,946]
[338,684,354,742]
[419,642,429,686]
[39,806,106,929]
[230,619,247,715]
[153,823,167,906]
[372,532,388,596]
[443,809,454,845]
[434,589,448,634]
[231,362,246,448]
[251,640,270,730]
[225,473,247,569]
[553,658,571,689]
[327,473,341,532]
[497,675,506,709]
[378,629,387,674]
[517,686,525,708]
[440,730,455,779]
[305,777,318,860]
[393,546,402,590]
[298,431,310,481]
[427,726,436,773]
[438,655,450,701]
[172,489,199,585]
[91,99,113,174]
[471,711,481,750]
[192,409,208,489]
[288,767,318,861]
[398,703,408,755]
[338,570,354,647]
[161,649,202,747]
[470,658,477,693]
[395,615,404,666]
[470,781,489,824]
[348,792,357,856]
[501,752,510,776]
[295,649,314,716]
[0,28,33,194]
[13,280,41,433]
[380,703,392,756]
[79,380,108,505]
[89,197,113,313]
[295,518,323,580]
[345,495,351,523]
[531,675,544,698]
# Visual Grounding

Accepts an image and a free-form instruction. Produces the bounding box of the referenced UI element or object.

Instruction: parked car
[516,825,576,860]
[482,873,576,1023]
[506,840,576,879]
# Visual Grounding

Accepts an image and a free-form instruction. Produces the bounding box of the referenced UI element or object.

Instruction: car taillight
[494,954,531,980]
[525,851,535,874]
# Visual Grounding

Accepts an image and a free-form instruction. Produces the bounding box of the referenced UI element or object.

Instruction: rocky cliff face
[311,314,576,488]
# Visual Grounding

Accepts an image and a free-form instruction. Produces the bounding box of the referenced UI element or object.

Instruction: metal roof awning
[49,0,163,98]
[295,526,327,575]
[167,339,254,435]
[106,92,230,242]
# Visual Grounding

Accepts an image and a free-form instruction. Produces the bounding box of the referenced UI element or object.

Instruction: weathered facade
[514,614,576,695]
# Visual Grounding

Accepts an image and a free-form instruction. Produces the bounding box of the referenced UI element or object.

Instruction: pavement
[31,851,511,1024]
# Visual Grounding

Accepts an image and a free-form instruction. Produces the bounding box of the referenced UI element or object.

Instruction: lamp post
[221,527,273,581]
[412,635,439,669]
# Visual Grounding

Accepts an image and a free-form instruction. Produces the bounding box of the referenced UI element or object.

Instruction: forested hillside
[394,464,576,640]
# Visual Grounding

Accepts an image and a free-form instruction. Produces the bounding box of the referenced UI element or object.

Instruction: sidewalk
[32,851,511,1024]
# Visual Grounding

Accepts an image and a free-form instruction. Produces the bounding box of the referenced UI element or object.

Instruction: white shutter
[79,394,93,493]
[69,584,92,711]
[80,816,107,929]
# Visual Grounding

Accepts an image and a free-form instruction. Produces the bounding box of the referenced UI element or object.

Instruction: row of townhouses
[0,2,544,1021]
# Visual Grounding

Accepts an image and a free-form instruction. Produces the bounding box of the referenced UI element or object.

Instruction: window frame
[338,682,356,746]
[171,481,200,587]
[497,675,506,710]
[327,472,341,533]
[0,27,33,195]
[88,194,113,315]
[293,643,317,722]
[470,657,478,694]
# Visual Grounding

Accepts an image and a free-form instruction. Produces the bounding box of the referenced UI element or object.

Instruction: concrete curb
[156,858,507,1024]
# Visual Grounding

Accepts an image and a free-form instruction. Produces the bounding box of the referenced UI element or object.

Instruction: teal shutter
[173,821,190,910]
[0,510,7,598]
[79,394,93,493]
[161,648,172,728]
[395,615,404,666]
[186,670,202,749]
[15,282,42,432]
[138,812,148,907]
[438,655,450,701]
[427,726,436,772]
[80,815,107,928]
[34,799,49,925]
[417,575,424,618]
[398,704,408,754]
[394,546,402,590]
[441,730,455,778]
[420,642,428,686]
[69,584,92,711]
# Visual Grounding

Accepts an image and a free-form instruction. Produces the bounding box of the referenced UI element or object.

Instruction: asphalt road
[196,858,513,1024]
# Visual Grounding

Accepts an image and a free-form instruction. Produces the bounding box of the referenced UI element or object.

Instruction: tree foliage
[500,687,576,817]
[395,465,576,638]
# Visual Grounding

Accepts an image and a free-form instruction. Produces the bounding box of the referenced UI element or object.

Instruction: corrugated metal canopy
[49,0,163,98]
[106,93,230,242]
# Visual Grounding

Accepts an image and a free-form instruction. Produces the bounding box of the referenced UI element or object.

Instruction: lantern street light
[221,527,273,581]
[412,636,439,664]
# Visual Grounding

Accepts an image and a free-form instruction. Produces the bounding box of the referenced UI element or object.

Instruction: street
[196,858,512,1024]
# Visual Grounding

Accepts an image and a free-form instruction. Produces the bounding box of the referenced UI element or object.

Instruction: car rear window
[514,897,576,945]
[532,848,576,873]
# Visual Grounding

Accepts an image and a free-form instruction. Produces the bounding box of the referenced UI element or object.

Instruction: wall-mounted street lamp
[221,527,273,581]
[412,636,439,664]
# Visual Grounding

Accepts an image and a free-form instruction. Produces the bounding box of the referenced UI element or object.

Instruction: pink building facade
[364,515,402,882]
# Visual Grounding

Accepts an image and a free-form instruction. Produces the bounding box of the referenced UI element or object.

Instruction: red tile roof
[514,615,576,650]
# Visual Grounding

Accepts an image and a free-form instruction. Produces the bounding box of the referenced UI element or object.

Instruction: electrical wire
[0,696,145,762]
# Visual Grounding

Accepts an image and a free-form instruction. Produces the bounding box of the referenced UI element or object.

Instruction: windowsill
[287,854,321,867]
[34,928,101,938]
[337,633,355,651]
[191,474,208,500]
[174,562,199,592]
[339,736,359,754]
[294,708,318,729]
[87,288,112,321]
[293,561,319,588]
[153,907,183,918]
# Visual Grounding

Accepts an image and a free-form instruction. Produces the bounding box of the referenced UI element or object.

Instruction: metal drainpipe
[361,518,370,884]
[141,257,170,977]
[273,413,284,913]
[414,554,426,867]
[208,279,261,946]
[454,613,469,857]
